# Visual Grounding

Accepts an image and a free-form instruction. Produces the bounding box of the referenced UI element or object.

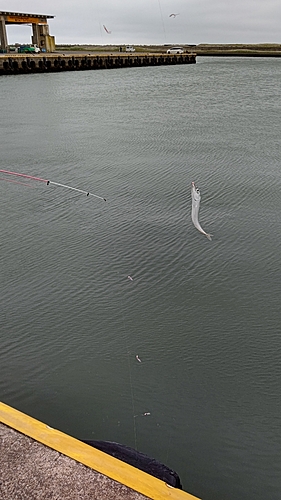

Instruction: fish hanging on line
[0,169,106,201]
[169,13,180,18]
[135,355,142,363]
[191,182,212,240]
[103,25,111,34]
[127,275,133,281]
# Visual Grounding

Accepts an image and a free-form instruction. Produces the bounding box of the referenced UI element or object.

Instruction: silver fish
[191,182,212,240]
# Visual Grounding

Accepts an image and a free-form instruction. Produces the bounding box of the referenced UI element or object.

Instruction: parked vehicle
[18,44,40,54]
[166,47,184,54]
[125,46,135,52]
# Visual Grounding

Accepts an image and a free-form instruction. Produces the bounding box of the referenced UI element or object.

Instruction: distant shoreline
[55,43,281,57]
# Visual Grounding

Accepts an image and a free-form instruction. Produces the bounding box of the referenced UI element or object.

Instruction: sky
[2,0,281,46]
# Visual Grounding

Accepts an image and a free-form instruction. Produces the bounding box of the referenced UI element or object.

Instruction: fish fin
[206,233,212,241]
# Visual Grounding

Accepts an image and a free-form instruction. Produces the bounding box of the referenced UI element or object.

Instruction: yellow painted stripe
[0,402,200,500]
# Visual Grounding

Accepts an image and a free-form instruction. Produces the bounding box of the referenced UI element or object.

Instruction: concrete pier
[0,52,196,75]
[0,402,200,500]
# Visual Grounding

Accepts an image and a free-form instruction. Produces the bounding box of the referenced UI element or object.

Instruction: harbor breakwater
[0,52,196,75]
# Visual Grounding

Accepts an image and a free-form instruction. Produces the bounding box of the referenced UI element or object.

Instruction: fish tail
[206,233,212,241]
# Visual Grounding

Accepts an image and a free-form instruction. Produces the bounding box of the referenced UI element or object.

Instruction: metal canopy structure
[0,11,55,52]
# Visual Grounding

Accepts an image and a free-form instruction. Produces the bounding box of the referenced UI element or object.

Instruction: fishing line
[103,200,138,451]
[0,169,48,183]
[0,170,106,201]
[157,0,167,41]
[0,177,34,187]
[95,2,104,40]
[124,323,138,450]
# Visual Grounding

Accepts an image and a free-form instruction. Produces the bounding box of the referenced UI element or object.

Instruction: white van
[126,46,135,52]
[166,47,184,54]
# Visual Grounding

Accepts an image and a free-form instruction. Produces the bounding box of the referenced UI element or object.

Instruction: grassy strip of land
[55,44,177,53]
[195,43,281,56]
[55,43,281,57]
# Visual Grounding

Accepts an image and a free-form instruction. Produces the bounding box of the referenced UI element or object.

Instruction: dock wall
[0,52,196,75]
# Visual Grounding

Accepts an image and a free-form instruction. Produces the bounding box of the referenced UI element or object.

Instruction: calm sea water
[1,57,281,499]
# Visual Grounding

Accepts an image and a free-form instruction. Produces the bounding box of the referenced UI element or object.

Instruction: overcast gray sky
[2,0,281,45]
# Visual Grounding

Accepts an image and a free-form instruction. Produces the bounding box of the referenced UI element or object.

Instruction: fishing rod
[0,169,106,201]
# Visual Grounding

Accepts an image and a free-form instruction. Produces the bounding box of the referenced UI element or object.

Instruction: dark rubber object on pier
[81,440,182,489]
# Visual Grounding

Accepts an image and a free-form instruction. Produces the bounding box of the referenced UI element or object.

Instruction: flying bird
[169,13,180,18]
